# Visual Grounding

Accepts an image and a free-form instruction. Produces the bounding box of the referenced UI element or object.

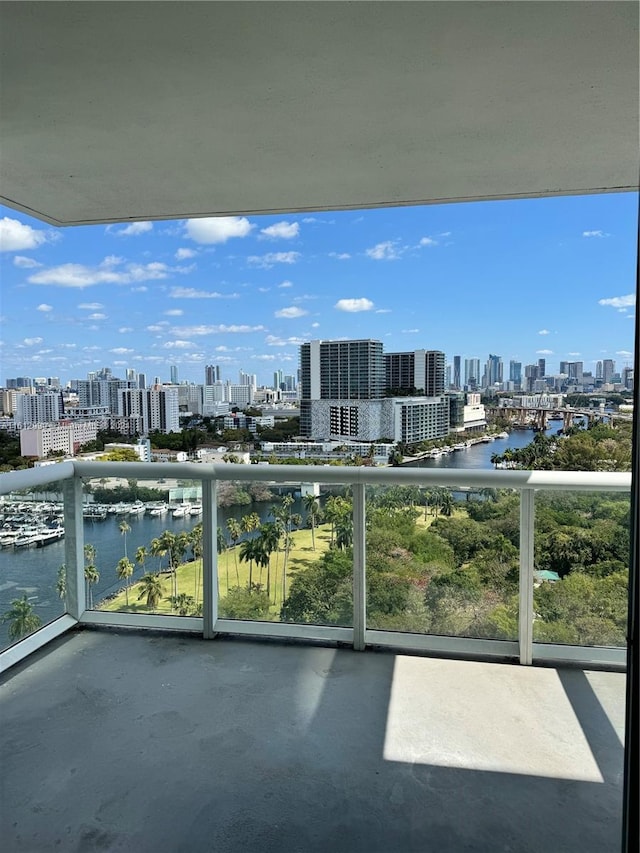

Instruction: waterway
[0,425,562,647]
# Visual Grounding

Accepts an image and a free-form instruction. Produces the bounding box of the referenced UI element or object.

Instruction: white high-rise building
[119,387,180,433]
[16,392,60,424]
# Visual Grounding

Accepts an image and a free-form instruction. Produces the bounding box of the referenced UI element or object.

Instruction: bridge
[491,407,633,432]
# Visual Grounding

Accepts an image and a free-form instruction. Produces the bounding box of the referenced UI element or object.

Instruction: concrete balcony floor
[0,630,626,853]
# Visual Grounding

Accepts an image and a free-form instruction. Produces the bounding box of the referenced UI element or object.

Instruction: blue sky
[0,193,637,386]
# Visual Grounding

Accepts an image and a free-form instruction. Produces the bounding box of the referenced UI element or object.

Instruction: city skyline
[0,192,637,385]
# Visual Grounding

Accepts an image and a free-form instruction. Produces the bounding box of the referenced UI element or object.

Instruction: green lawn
[99,522,332,617]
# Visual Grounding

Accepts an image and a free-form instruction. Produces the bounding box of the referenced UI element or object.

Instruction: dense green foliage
[0,431,34,471]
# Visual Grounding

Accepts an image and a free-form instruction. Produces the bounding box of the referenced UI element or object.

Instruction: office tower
[596,361,603,380]
[602,359,615,384]
[170,365,179,385]
[464,358,480,389]
[273,369,284,390]
[485,354,503,388]
[384,350,445,396]
[205,364,221,385]
[452,355,461,389]
[239,370,257,392]
[567,361,584,385]
[138,373,146,390]
[509,360,522,386]
[537,358,546,377]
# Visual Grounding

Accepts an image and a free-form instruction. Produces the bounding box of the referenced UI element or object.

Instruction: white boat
[172,504,190,518]
[189,503,203,516]
[148,504,168,517]
[128,501,146,516]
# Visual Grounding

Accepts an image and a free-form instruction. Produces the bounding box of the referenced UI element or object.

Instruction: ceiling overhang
[1,1,638,226]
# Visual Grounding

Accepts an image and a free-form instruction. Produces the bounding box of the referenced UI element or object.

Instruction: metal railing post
[63,476,86,620]
[202,478,218,639]
[353,483,366,651]
[519,488,535,665]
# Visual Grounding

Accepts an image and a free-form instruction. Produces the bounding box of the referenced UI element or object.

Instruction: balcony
[0,461,630,851]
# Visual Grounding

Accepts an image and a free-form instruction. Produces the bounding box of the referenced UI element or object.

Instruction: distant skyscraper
[509,360,522,387]
[138,373,146,390]
[170,365,178,385]
[596,360,603,380]
[384,350,445,396]
[484,354,503,388]
[537,358,546,377]
[126,368,137,383]
[464,358,480,389]
[205,364,220,385]
[452,355,461,389]
[559,361,569,376]
[602,359,615,384]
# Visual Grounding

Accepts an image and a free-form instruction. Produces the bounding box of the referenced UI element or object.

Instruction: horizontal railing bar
[0,460,75,495]
[0,614,77,675]
[80,611,202,632]
[532,643,627,667]
[366,630,519,658]
[61,460,637,491]
[214,619,354,643]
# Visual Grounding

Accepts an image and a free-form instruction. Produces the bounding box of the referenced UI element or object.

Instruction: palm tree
[440,491,454,517]
[135,545,147,574]
[258,522,280,598]
[226,518,241,585]
[150,537,166,571]
[55,565,66,600]
[158,530,178,597]
[302,494,320,550]
[119,519,131,559]
[217,526,229,591]
[169,592,195,616]
[190,523,204,604]
[116,557,134,606]
[137,573,164,610]
[84,562,99,609]
[240,512,260,538]
[2,595,42,641]
[239,537,258,589]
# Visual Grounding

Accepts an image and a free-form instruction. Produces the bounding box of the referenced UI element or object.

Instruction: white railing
[0,461,631,673]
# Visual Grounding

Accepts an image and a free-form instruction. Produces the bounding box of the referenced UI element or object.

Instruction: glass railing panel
[0,489,67,651]
[364,485,519,640]
[85,476,203,616]
[532,490,630,647]
[218,480,352,627]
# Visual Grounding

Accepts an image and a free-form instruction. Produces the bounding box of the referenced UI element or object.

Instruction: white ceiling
[1,1,638,226]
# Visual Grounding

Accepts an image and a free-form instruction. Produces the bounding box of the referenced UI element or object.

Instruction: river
[0,425,563,647]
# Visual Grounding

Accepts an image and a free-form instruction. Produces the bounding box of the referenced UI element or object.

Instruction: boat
[128,501,146,516]
[172,504,190,518]
[189,503,203,516]
[36,527,65,546]
[148,503,168,517]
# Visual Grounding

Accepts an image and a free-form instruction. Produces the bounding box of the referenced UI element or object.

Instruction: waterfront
[0,426,563,647]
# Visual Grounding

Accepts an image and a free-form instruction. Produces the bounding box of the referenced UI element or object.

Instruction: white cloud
[366,241,403,261]
[598,294,636,309]
[248,251,301,268]
[110,221,153,237]
[131,286,148,293]
[536,349,554,355]
[419,236,438,247]
[335,297,374,312]
[146,325,165,332]
[175,248,197,260]
[185,216,253,244]
[275,306,308,319]
[78,302,104,310]
[169,286,238,299]
[163,340,195,349]
[88,313,107,320]
[278,280,293,288]
[110,347,134,354]
[0,217,49,252]
[260,221,299,240]
[582,230,609,238]
[616,350,633,358]
[171,324,265,336]
[119,327,134,333]
[164,309,184,316]
[538,329,550,335]
[23,337,43,346]
[567,352,581,356]
[311,322,320,328]
[375,308,392,314]
[329,252,351,260]
[14,255,43,268]
[402,329,420,334]
[36,303,53,312]
[28,260,182,289]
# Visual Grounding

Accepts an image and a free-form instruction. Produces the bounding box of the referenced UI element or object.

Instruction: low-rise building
[19,420,99,458]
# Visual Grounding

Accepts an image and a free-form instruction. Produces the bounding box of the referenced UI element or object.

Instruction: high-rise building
[205,364,221,385]
[509,360,522,387]
[537,358,546,377]
[126,369,137,383]
[567,361,584,385]
[273,369,284,390]
[464,358,480,390]
[484,354,503,388]
[119,387,180,433]
[602,359,615,384]
[384,350,445,396]
[559,361,570,376]
[16,392,60,424]
[596,361,603,380]
[138,373,146,390]
[302,339,385,402]
[452,355,461,389]
[170,365,179,385]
